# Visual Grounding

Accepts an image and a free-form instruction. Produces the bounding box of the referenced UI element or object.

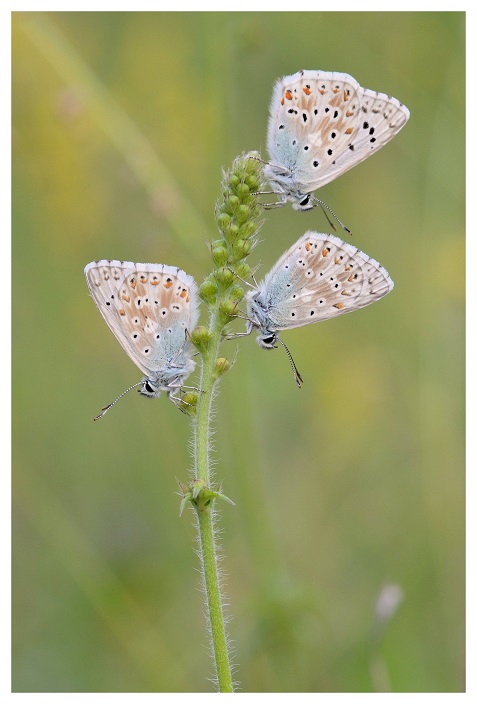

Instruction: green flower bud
[239,220,258,239]
[199,278,218,303]
[216,212,231,231]
[227,194,240,211]
[235,262,251,280]
[229,285,245,303]
[190,325,212,353]
[235,204,251,224]
[180,392,198,415]
[214,267,234,289]
[231,238,252,261]
[228,175,240,189]
[214,357,231,377]
[211,244,229,267]
[245,175,260,192]
[236,182,250,200]
[226,223,240,243]
[219,298,238,320]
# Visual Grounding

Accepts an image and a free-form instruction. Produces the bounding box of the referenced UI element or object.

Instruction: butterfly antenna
[277,338,303,388]
[312,197,352,235]
[94,381,143,421]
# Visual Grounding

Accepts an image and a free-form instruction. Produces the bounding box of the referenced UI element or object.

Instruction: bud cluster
[194,152,264,372]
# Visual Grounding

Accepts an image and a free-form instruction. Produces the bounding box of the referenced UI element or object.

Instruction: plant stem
[197,508,233,692]
[187,153,264,691]
[193,317,233,691]
[195,317,221,485]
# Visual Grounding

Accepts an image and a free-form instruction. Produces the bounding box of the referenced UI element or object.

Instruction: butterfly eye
[299,195,311,207]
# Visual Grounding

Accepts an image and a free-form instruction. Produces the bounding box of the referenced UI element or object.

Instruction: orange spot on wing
[344,91,349,101]
[348,274,357,282]
[140,275,147,283]
[345,265,351,271]
[285,90,293,100]
[129,279,137,289]
[186,296,190,302]
[333,87,339,93]
[333,302,345,309]
[346,110,354,117]
[151,278,159,286]
[180,289,188,298]
[122,294,130,302]
[303,86,311,95]
[319,88,325,95]
[164,279,173,288]
[305,242,311,251]
[322,248,330,257]
[345,127,353,134]
[280,97,284,106]
[119,309,126,316]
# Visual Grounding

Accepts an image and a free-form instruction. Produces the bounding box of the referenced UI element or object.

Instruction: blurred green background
[12,11,465,693]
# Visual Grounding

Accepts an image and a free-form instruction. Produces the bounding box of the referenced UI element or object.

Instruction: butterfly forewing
[260,232,394,329]
[267,70,410,193]
[85,260,199,377]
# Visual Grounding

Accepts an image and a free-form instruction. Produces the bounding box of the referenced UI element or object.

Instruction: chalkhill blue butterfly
[85,260,199,418]
[237,231,394,385]
[261,70,410,222]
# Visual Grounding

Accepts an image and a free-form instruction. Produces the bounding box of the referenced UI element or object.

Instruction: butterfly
[84,260,199,418]
[236,231,394,386]
[261,70,410,216]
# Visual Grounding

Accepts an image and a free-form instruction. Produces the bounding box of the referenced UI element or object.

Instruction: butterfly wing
[267,70,410,193]
[258,231,393,330]
[85,261,199,377]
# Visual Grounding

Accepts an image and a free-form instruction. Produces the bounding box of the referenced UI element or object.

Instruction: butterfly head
[139,377,162,399]
[256,332,278,350]
[291,193,314,211]
[139,355,196,399]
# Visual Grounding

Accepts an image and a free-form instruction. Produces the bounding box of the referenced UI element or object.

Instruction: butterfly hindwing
[256,232,394,330]
[266,70,410,196]
[85,261,199,377]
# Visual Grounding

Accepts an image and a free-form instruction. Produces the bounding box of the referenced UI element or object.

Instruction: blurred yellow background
[12,11,465,693]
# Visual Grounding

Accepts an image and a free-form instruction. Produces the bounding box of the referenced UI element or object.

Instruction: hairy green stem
[186,153,264,692]
[197,507,233,692]
[195,319,221,485]
[194,320,233,691]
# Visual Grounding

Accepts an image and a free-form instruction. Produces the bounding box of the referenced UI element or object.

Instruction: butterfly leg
[168,388,196,412]
[229,310,250,321]
[262,199,288,210]
[225,320,254,341]
[247,154,291,175]
[250,190,288,209]
[169,394,189,414]
[225,267,256,289]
